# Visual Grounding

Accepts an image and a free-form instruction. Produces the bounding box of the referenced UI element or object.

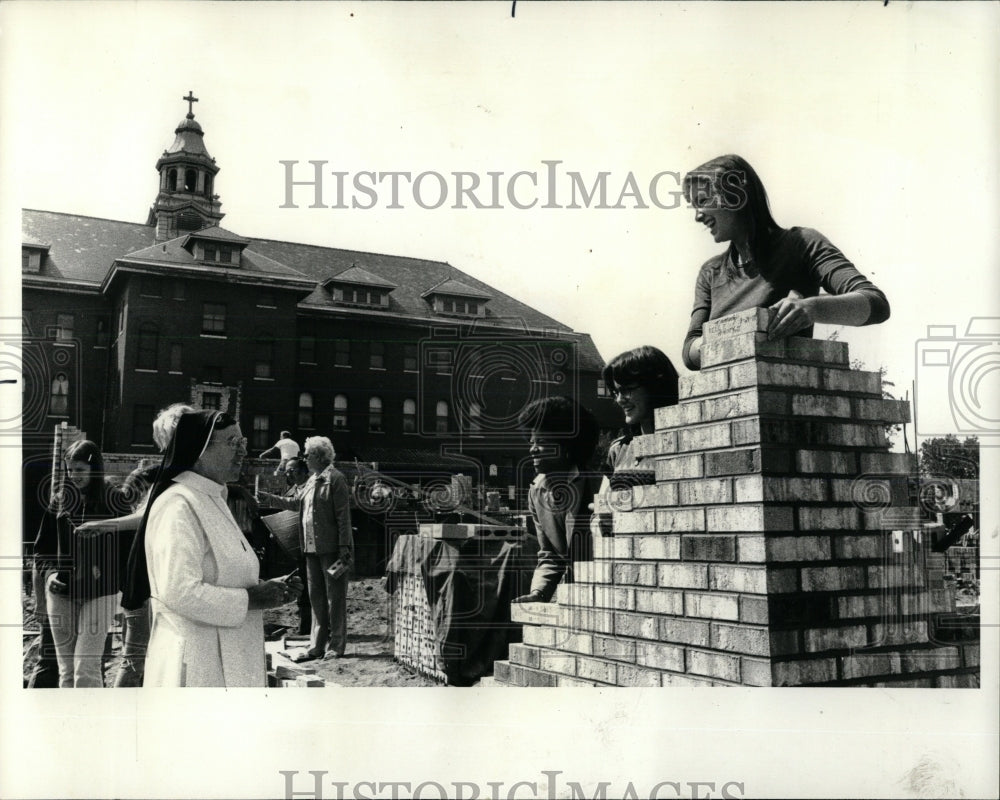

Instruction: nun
[123,409,302,687]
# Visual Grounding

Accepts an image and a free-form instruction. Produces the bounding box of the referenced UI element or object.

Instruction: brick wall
[494,308,979,688]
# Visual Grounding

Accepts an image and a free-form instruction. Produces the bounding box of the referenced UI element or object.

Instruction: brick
[591,535,612,560]
[562,584,592,607]
[631,482,678,509]
[740,657,773,686]
[735,475,829,503]
[731,419,761,446]
[852,398,911,424]
[557,676,597,687]
[523,626,557,648]
[575,656,617,684]
[770,630,803,656]
[509,643,541,669]
[709,564,766,594]
[873,678,934,688]
[791,393,852,418]
[658,562,709,589]
[801,566,866,592]
[783,338,850,366]
[614,612,660,640]
[575,561,612,584]
[633,534,681,560]
[521,667,559,687]
[687,649,741,682]
[772,659,838,686]
[677,422,733,452]
[616,664,664,686]
[803,625,868,652]
[678,369,728,401]
[659,616,711,647]
[634,587,684,615]
[739,595,770,624]
[678,478,733,505]
[510,602,568,627]
[796,449,857,474]
[493,660,512,684]
[538,650,577,675]
[551,630,594,655]
[860,452,917,473]
[703,307,771,339]
[900,647,960,672]
[765,535,832,562]
[612,536,633,560]
[655,402,704,429]
[798,506,861,530]
[294,676,326,687]
[594,586,635,611]
[655,508,706,532]
[635,641,686,671]
[655,453,704,481]
[662,672,714,686]
[681,534,736,561]
[706,504,794,532]
[934,674,978,688]
[735,533,765,562]
[701,388,788,421]
[867,565,925,589]
[831,534,882,559]
[869,621,929,646]
[571,608,615,635]
[592,634,636,662]
[613,510,657,534]
[962,644,980,668]
[757,361,822,388]
[684,591,740,620]
[823,369,882,395]
[612,562,658,586]
[630,432,670,459]
[840,653,902,679]
[704,448,759,477]
[711,623,771,656]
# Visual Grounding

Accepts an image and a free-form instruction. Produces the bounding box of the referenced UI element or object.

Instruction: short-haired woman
[681,154,890,370]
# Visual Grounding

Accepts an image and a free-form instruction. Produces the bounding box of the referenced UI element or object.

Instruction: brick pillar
[494,308,978,688]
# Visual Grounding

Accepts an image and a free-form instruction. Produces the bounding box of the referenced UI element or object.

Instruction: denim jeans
[27,567,59,688]
[114,602,151,688]
[46,582,120,688]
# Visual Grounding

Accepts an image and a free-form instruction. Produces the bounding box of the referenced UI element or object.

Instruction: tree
[919,435,979,478]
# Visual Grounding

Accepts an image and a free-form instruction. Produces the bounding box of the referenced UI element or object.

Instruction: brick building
[20,98,619,538]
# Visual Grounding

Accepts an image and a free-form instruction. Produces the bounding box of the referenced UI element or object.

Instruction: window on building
[254,337,274,379]
[21,248,42,273]
[299,336,316,364]
[202,303,226,335]
[167,169,177,192]
[173,281,186,300]
[184,168,197,192]
[56,314,74,342]
[117,304,125,334]
[202,365,222,384]
[201,392,222,411]
[133,405,155,444]
[203,244,217,262]
[141,276,162,297]
[257,292,276,308]
[334,339,350,367]
[402,398,417,433]
[369,396,384,432]
[95,318,109,348]
[220,246,233,264]
[370,341,385,369]
[252,414,270,451]
[404,344,418,372]
[435,400,449,433]
[468,402,482,433]
[136,323,158,369]
[49,373,69,416]
[298,392,314,429]
[333,394,349,429]
[169,343,182,372]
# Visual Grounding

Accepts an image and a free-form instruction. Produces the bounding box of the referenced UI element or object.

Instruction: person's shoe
[323,650,344,660]
[512,592,547,603]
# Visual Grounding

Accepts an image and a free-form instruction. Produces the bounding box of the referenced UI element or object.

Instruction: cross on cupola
[183,90,199,118]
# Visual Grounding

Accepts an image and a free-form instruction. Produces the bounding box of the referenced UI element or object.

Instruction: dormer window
[21,245,47,274]
[333,285,389,308]
[201,243,234,264]
[324,266,397,310]
[422,279,491,318]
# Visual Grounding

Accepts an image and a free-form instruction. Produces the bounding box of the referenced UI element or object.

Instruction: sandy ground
[22,577,437,687]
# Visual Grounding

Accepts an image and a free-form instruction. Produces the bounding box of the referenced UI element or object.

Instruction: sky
[1,2,998,799]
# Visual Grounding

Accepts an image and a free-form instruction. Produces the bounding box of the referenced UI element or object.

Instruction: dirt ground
[22,577,437,687]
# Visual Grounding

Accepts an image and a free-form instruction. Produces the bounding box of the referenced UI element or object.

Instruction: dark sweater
[682,227,890,370]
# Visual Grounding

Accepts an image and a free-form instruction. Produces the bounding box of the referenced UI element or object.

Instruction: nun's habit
[125,410,264,687]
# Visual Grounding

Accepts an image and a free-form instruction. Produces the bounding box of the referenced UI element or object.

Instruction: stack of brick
[494,308,979,687]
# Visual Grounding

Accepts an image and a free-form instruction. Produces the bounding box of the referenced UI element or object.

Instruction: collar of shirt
[175,470,229,501]
[532,465,581,492]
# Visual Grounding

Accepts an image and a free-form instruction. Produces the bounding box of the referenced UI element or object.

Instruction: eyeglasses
[218,435,247,450]
[612,384,641,399]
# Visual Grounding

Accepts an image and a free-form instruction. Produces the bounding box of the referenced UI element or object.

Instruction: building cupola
[147,92,225,241]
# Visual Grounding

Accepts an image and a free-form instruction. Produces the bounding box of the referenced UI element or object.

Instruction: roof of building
[325,265,398,289]
[21,208,607,369]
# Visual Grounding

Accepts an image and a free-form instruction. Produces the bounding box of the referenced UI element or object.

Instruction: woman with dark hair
[681,154,890,370]
[601,345,680,485]
[36,439,128,687]
[123,409,301,687]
